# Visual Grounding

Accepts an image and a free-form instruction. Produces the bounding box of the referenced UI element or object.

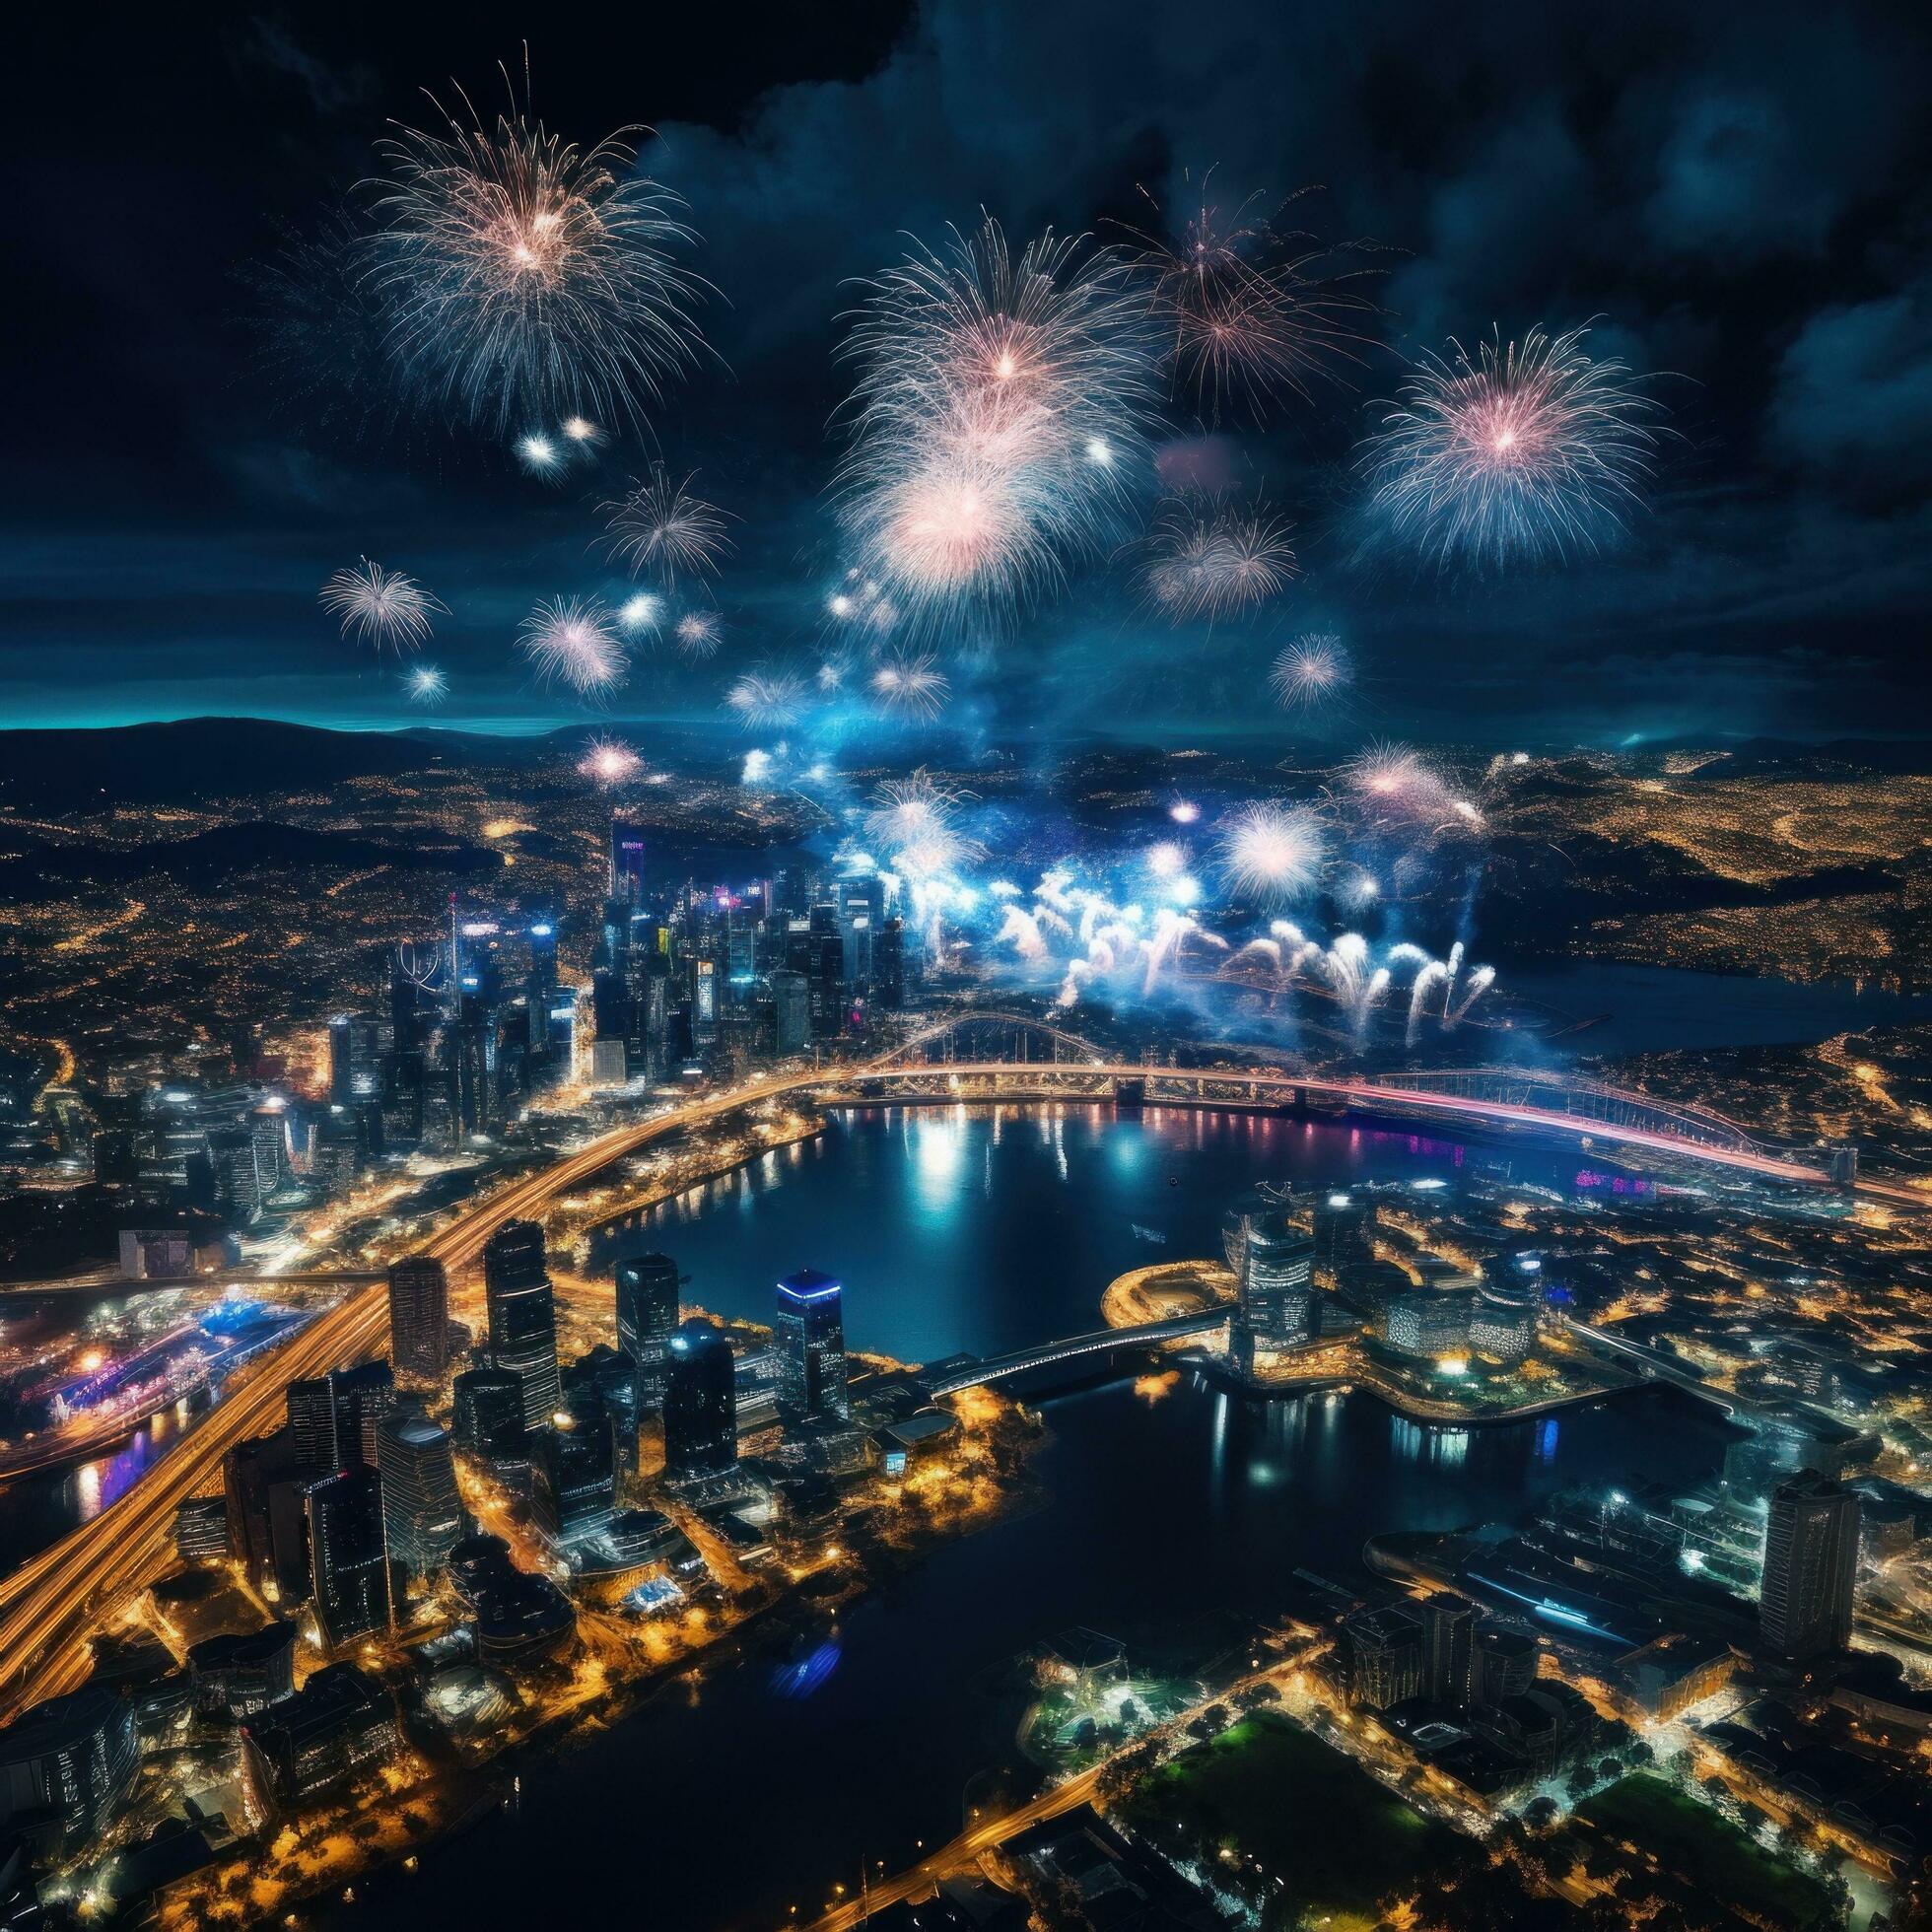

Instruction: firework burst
[837,217,1157,634]
[318,558,446,652]
[518,596,627,696]
[1142,500,1297,623]
[1215,799,1326,903]
[1269,633,1352,710]
[673,609,723,658]
[618,592,661,633]
[577,733,641,787]
[1116,172,1375,421]
[724,667,809,730]
[869,649,950,721]
[404,663,448,706]
[1359,323,1664,569]
[599,466,732,587]
[361,68,709,433]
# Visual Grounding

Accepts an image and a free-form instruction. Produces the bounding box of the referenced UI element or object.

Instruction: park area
[1117,1710,1465,1928]
[1574,1775,1837,1932]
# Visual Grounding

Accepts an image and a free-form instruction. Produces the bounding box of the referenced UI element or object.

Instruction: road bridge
[923,1310,1227,1396]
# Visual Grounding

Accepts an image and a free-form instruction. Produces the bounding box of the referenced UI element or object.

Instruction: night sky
[8,0,1931,745]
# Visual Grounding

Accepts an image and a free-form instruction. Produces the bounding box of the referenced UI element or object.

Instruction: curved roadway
[0,1056,1914,1721]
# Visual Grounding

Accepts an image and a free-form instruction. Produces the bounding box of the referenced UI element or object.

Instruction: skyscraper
[375,1413,464,1582]
[771,970,811,1057]
[1236,1211,1316,1346]
[615,1254,681,1408]
[1421,1592,1481,1707]
[306,1467,392,1652]
[662,1321,737,1482]
[1312,1191,1378,1285]
[609,818,648,903]
[530,1419,617,1549]
[451,1366,526,1470]
[484,1219,561,1431]
[774,1270,850,1420]
[1760,1471,1860,1662]
[386,1257,449,1381]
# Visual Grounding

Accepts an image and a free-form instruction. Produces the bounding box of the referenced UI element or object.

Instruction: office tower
[1475,1628,1538,1707]
[208,1126,260,1219]
[287,1378,339,1469]
[806,906,846,1037]
[771,970,811,1057]
[1760,1472,1860,1662]
[873,916,906,1010]
[615,1254,681,1408]
[562,1346,641,1478]
[329,1360,397,1469]
[1421,1592,1481,1707]
[224,1430,313,1604]
[375,1413,464,1582]
[662,1321,738,1482]
[452,994,495,1136]
[1312,1191,1378,1284]
[248,1103,289,1204]
[0,1685,139,1854]
[1344,1605,1424,1710]
[530,1419,617,1549]
[451,1366,526,1469]
[387,1256,449,1381]
[725,915,756,998]
[609,817,648,903]
[689,956,720,1050]
[188,1623,298,1721]
[483,1219,561,1430]
[774,1270,850,1421]
[1236,1212,1316,1346]
[306,1467,392,1651]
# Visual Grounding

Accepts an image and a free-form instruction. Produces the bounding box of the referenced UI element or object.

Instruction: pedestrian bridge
[923,1309,1227,1396]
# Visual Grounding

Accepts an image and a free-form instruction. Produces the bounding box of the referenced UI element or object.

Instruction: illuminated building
[689,955,720,1050]
[1475,1628,1537,1706]
[1471,1259,1540,1362]
[0,1684,139,1855]
[771,969,811,1057]
[224,1429,312,1603]
[376,1412,464,1581]
[874,915,906,1009]
[116,1227,191,1281]
[563,1345,641,1477]
[172,1492,230,1561]
[1421,1591,1481,1707]
[188,1622,297,1720]
[1312,1191,1377,1285]
[530,1418,617,1549]
[616,1253,681,1409]
[663,1320,737,1481]
[387,1255,450,1381]
[774,1269,850,1421]
[242,1665,397,1804]
[452,1366,526,1471]
[248,1102,289,1203]
[1232,1210,1316,1346]
[1345,1604,1424,1710]
[1384,1292,1471,1360]
[609,817,647,903]
[290,1359,395,1470]
[306,1467,393,1652]
[1760,1472,1859,1662]
[484,1219,561,1431]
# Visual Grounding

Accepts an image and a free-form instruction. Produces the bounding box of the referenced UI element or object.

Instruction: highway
[0,1048,1914,1723]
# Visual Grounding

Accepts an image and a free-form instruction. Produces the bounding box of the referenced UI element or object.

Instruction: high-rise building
[375,1413,464,1582]
[616,1253,681,1408]
[1235,1211,1316,1346]
[1345,1605,1424,1710]
[774,1270,849,1421]
[1421,1592,1481,1707]
[1760,1472,1860,1662]
[662,1321,737,1482]
[1312,1192,1377,1285]
[387,1256,450,1381]
[329,1359,397,1468]
[562,1345,641,1478]
[609,818,648,903]
[483,1219,561,1430]
[771,970,811,1057]
[287,1377,339,1469]
[451,1366,526,1470]
[306,1467,393,1652]
[224,1429,313,1604]
[873,916,906,1010]
[530,1419,617,1549]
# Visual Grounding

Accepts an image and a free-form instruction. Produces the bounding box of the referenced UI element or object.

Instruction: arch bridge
[923,1310,1226,1396]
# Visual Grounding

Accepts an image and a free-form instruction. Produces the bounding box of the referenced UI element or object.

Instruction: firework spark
[518,596,627,696]
[362,74,708,433]
[1269,633,1352,710]
[1216,799,1326,902]
[1117,172,1374,421]
[1359,323,1664,569]
[618,592,661,633]
[317,558,446,652]
[1142,500,1297,622]
[404,663,448,706]
[672,608,722,658]
[599,466,732,586]
[577,733,641,787]
[517,432,560,474]
[869,650,950,721]
[725,668,810,730]
[836,218,1157,633]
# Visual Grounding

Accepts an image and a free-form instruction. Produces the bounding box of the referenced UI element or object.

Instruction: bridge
[923,1309,1228,1395]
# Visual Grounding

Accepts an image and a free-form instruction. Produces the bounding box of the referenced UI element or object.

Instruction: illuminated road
[0,1050,1913,1723]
